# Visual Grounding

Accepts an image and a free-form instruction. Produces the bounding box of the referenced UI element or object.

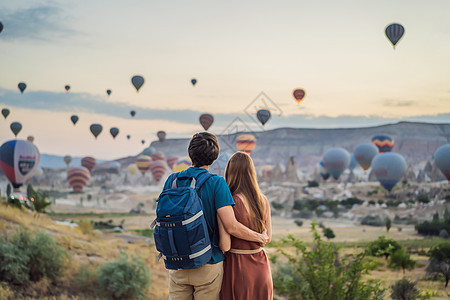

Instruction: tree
[6,184,11,197]
[388,249,415,274]
[323,227,336,240]
[367,236,402,260]
[432,211,440,223]
[385,217,392,232]
[390,278,419,300]
[444,207,450,222]
[427,242,450,287]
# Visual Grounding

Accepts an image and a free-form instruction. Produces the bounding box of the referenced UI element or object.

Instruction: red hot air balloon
[166,155,179,169]
[81,156,96,172]
[236,134,256,155]
[199,114,214,131]
[150,160,168,183]
[151,152,165,161]
[293,89,305,104]
[67,167,90,192]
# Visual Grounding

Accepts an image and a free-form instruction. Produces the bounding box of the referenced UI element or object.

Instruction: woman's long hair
[225,152,266,233]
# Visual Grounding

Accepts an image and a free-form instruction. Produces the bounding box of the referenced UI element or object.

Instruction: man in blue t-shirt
[165,132,268,300]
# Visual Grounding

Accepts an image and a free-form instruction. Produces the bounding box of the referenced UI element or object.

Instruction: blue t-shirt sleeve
[213,176,235,210]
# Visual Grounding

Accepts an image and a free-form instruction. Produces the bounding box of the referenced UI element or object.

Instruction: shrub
[390,278,419,300]
[298,209,313,219]
[385,217,392,232]
[98,253,150,299]
[74,264,99,296]
[368,200,376,206]
[78,220,94,235]
[28,187,52,213]
[388,249,415,274]
[294,220,303,227]
[416,193,429,204]
[323,227,335,240]
[439,229,449,239]
[307,180,319,187]
[361,215,384,227]
[427,242,450,287]
[341,197,364,209]
[367,236,402,260]
[0,239,30,284]
[271,202,284,210]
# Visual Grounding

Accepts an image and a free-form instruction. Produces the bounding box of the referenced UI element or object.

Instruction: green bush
[98,253,150,299]
[361,215,384,227]
[74,264,99,296]
[427,242,450,288]
[340,197,364,209]
[439,229,448,239]
[294,220,303,227]
[307,180,319,187]
[385,217,392,232]
[388,249,415,274]
[0,240,30,284]
[78,220,94,235]
[322,227,335,240]
[367,236,402,260]
[390,278,419,300]
[272,202,284,210]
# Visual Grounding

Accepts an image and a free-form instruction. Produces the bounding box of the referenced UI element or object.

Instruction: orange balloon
[236,134,256,155]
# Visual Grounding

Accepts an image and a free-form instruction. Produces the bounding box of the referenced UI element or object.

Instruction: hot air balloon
[110,127,119,139]
[136,155,152,175]
[293,89,305,104]
[173,157,192,172]
[131,75,144,92]
[433,144,450,181]
[141,140,145,145]
[127,135,131,140]
[27,136,34,143]
[18,82,26,93]
[371,153,406,192]
[385,23,405,49]
[81,156,96,172]
[0,22,3,34]
[128,163,138,175]
[0,140,40,189]
[70,115,79,125]
[354,143,378,171]
[109,161,121,174]
[236,134,256,155]
[130,110,136,117]
[371,135,394,153]
[33,167,44,178]
[323,148,350,180]
[10,122,22,137]
[67,167,90,192]
[318,161,330,180]
[166,155,179,169]
[143,147,156,156]
[90,124,103,139]
[64,155,72,167]
[191,78,197,86]
[199,114,214,131]
[2,108,10,119]
[106,89,112,96]
[348,154,357,170]
[150,160,168,183]
[157,131,166,143]
[65,85,71,92]
[151,152,165,161]
[210,151,233,177]
[256,109,271,126]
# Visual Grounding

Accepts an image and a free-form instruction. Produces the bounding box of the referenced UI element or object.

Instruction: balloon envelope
[2,108,10,119]
[371,135,394,153]
[128,163,138,175]
[434,144,450,181]
[385,23,405,48]
[348,154,357,170]
[27,136,34,143]
[0,140,40,188]
[127,135,131,140]
[0,22,3,34]
[173,156,192,172]
[130,110,136,117]
[150,160,168,182]
[323,148,350,179]
[67,167,90,192]
[18,82,26,93]
[90,124,103,139]
[71,115,79,125]
[318,161,330,180]
[81,157,96,172]
[353,143,378,171]
[143,146,156,156]
[293,89,305,104]
[157,131,166,143]
[166,155,179,169]
[64,155,72,166]
[371,153,406,191]
[10,122,22,137]
[65,85,70,92]
[136,155,152,175]
[257,109,271,126]
[110,127,119,139]
[151,152,165,161]
[131,75,144,92]
[199,114,214,131]
[191,78,197,86]
[106,89,112,96]
[236,134,256,155]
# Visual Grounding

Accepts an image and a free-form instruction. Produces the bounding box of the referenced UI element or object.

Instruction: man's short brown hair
[188,132,219,167]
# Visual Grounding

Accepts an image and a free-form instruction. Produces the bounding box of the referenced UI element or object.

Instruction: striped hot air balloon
[173,156,192,172]
[81,156,96,172]
[236,134,256,155]
[166,155,179,169]
[67,167,90,192]
[151,152,165,161]
[199,114,214,131]
[136,155,152,175]
[385,23,405,49]
[150,160,168,183]
[371,135,394,153]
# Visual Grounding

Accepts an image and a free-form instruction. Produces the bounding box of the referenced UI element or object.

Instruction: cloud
[382,99,416,107]
[0,5,75,41]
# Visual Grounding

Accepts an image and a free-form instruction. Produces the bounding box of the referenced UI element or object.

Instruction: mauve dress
[220,195,273,300]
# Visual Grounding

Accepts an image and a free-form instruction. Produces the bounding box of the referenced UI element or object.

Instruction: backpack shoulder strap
[164,173,179,191]
[194,172,214,192]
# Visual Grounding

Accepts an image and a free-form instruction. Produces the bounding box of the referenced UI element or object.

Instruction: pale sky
[1,0,449,159]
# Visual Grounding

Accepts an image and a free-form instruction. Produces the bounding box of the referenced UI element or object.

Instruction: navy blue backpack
[152,172,213,270]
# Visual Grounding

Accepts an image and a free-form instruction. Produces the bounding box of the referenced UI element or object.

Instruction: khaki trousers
[168,261,224,300]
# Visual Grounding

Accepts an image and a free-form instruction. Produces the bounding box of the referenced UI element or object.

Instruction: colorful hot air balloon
[354,143,378,171]
[143,147,156,156]
[127,135,131,140]
[166,155,179,169]
[90,124,103,139]
[385,23,405,49]
[128,163,138,175]
[318,161,330,180]
[191,78,197,86]
[433,144,450,181]
[256,109,271,126]
[151,152,165,161]
[323,148,350,180]
[371,153,406,192]
[106,89,112,96]
[67,167,90,192]
[173,156,192,172]
[64,155,72,167]
[2,108,10,119]
[210,151,233,177]
[27,136,34,143]
[348,154,357,170]
[65,85,71,92]
[236,134,256,155]
[110,127,119,139]
[10,122,22,137]
[199,114,214,131]
[150,160,168,183]
[71,115,79,125]
[130,110,136,117]
[157,131,166,143]
[293,89,305,104]
[131,75,144,92]
[81,156,96,172]
[0,140,40,189]
[18,82,26,93]
[136,155,152,175]
[371,135,394,153]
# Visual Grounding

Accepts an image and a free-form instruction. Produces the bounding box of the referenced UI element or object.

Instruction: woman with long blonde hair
[219,152,273,300]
